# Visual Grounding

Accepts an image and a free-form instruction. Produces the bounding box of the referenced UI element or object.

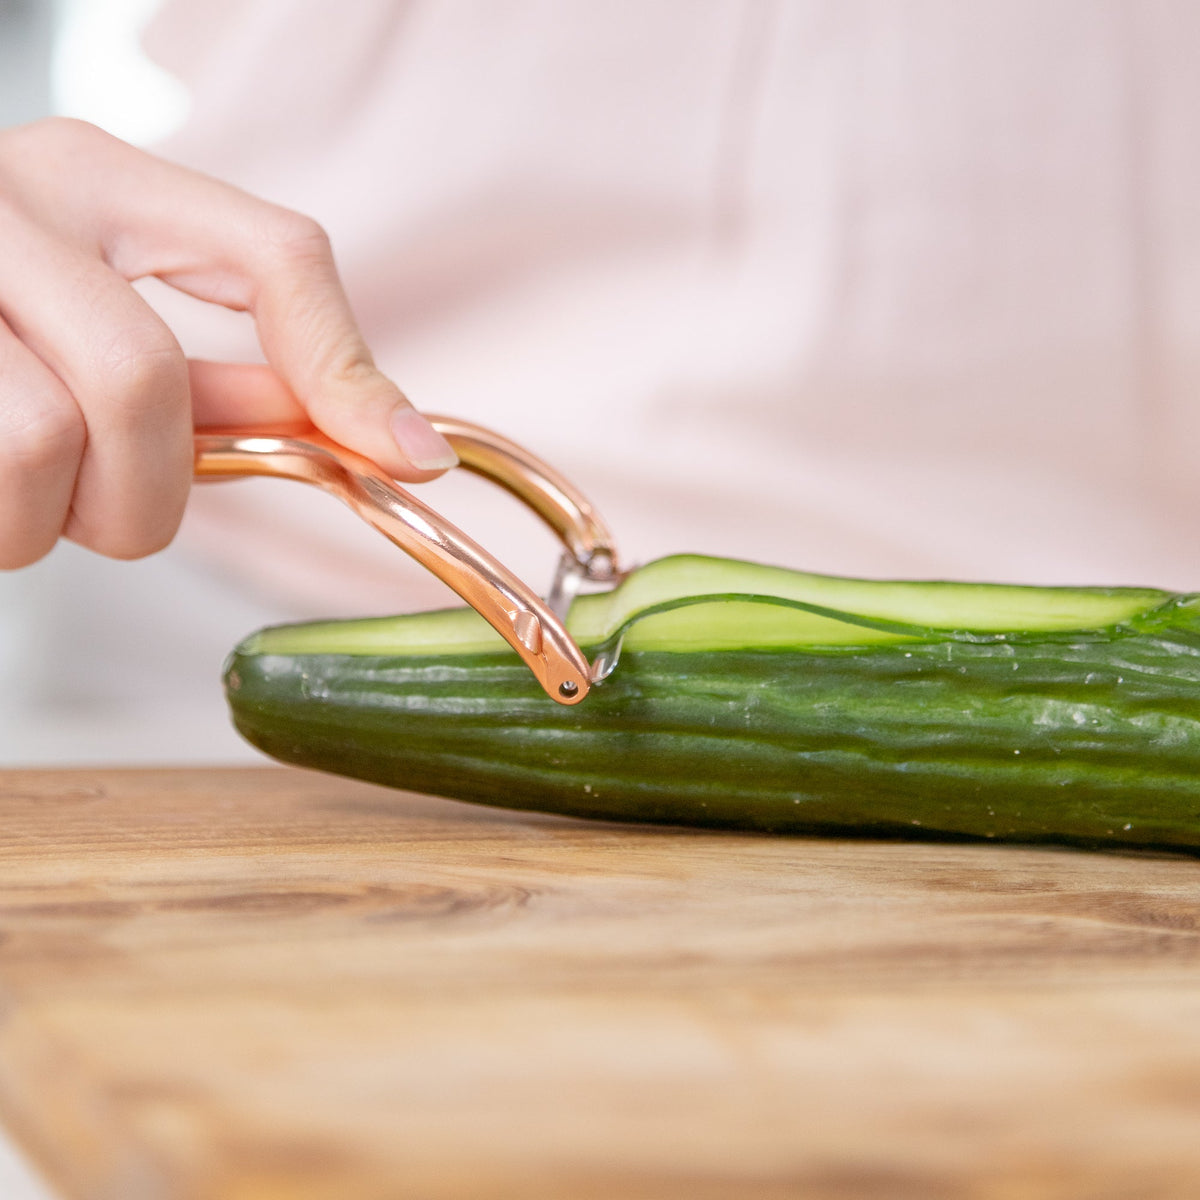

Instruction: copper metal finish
[192,422,610,705]
[425,416,619,581]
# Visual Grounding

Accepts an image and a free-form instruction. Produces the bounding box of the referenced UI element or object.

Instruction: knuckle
[323,343,380,388]
[34,115,94,140]
[0,119,134,225]
[259,209,332,267]
[92,325,187,417]
[33,116,97,145]
[0,118,117,211]
[3,116,103,160]
[0,395,84,470]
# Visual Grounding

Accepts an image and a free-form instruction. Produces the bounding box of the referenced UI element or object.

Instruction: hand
[0,117,457,568]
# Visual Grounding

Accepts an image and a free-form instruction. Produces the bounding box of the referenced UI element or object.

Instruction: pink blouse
[143,0,1200,616]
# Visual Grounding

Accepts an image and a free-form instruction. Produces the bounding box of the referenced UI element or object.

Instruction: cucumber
[223,554,1200,852]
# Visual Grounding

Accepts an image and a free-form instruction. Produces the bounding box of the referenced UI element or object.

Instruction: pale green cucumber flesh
[241,554,1177,658]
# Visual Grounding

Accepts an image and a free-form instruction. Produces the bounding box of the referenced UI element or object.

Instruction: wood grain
[0,768,1198,1199]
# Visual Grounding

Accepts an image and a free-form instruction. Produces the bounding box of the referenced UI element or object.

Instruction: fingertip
[290,355,457,479]
[388,406,458,473]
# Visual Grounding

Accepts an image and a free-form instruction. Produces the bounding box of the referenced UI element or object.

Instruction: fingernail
[389,407,458,471]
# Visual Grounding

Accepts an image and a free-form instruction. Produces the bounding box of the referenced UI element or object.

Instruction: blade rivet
[558,680,579,698]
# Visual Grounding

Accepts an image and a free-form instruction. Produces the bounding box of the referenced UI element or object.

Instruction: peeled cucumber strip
[240,554,1175,657]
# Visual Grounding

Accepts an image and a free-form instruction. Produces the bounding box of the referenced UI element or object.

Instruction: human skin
[0,117,458,569]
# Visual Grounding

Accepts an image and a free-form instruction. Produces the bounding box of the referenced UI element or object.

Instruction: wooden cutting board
[0,767,1199,1200]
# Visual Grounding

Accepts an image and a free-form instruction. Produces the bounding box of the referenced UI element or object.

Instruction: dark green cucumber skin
[225,598,1200,852]
[225,600,1200,854]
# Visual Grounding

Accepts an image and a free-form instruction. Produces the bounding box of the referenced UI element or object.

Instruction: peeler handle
[428,416,619,583]
[192,421,619,705]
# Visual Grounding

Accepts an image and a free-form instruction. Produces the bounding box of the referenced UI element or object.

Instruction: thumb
[188,359,458,481]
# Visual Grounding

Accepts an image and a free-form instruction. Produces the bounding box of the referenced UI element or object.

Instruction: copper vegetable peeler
[193,418,622,705]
